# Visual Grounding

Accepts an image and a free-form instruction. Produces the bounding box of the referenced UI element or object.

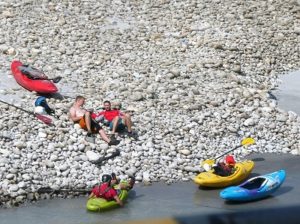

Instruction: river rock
[9,185,19,192]
[6,174,15,180]
[179,149,191,155]
[86,151,100,161]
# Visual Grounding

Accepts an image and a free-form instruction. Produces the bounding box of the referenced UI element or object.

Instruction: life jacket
[97,182,113,199]
[213,162,233,177]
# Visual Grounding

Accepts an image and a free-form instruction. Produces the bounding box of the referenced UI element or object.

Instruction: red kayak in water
[11,60,58,94]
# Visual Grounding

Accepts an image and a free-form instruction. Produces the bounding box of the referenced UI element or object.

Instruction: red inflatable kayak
[11,60,58,94]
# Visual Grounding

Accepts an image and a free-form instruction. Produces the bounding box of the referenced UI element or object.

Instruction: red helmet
[225,155,236,165]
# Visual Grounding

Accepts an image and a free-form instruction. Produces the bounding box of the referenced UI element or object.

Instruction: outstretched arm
[114,195,123,207]
[88,192,95,199]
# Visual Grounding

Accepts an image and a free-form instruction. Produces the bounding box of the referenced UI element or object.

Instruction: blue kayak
[220,170,286,201]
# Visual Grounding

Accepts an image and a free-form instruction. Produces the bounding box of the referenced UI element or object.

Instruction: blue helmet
[35,96,47,107]
[34,96,54,114]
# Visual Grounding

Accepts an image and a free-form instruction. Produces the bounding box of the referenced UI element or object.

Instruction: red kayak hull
[11,60,58,94]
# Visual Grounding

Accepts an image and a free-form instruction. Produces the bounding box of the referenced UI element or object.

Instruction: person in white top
[69,96,119,145]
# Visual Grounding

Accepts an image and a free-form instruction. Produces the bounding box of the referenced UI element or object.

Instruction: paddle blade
[52,76,62,83]
[35,114,52,125]
[201,159,215,170]
[241,138,255,146]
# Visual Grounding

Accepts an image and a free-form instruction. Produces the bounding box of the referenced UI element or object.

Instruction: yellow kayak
[194,160,255,188]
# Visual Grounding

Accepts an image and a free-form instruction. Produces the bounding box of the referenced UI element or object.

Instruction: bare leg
[99,129,110,143]
[123,114,133,132]
[111,117,119,134]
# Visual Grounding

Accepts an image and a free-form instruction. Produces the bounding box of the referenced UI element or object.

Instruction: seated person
[18,65,48,80]
[88,174,135,206]
[94,100,134,139]
[213,155,236,177]
[69,96,119,145]
[110,172,135,191]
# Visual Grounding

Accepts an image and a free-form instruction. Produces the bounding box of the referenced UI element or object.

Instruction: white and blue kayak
[220,170,286,201]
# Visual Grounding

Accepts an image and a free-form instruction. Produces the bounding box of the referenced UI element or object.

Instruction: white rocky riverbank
[0,0,299,207]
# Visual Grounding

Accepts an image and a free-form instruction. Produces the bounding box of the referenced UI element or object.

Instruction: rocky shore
[0,0,299,207]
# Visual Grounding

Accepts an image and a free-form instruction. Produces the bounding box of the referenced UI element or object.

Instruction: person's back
[18,65,47,80]
[89,174,123,206]
[92,182,117,201]
[213,162,233,177]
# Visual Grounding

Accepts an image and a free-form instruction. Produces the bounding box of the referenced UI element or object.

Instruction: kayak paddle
[201,137,256,167]
[0,99,52,125]
[91,150,121,165]
[37,187,91,194]
[49,76,62,83]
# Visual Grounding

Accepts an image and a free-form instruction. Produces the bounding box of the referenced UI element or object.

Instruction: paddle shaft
[91,150,120,165]
[37,187,91,194]
[48,76,62,83]
[0,99,38,115]
[215,144,242,161]
[0,99,52,124]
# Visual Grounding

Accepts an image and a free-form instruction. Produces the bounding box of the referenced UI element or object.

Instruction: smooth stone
[244,118,255,126]
[38,132,47,138]
[179,149,191,155]
[50,155,59,161]
[59,164,69,172]
[99,144,109,151]
[6,174,15,180]
[0,149,10,156]
[46,161,55,168]
[14,142,25,149]
[126,167,137,176]
[0,158,9,164]
[9,185,19,192]
[78,144,85,151]
[276,114,288,122]
[22,174,31,181]
[74,124,81,130]
[86,151,100,161]
[18,181,27,189]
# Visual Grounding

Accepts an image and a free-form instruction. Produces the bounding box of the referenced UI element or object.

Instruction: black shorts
[91,118,102,132]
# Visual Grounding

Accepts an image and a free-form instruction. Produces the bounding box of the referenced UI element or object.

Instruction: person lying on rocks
[34,96,55,115]
[93,100,134,139]
[88,173,135,207]
[18,64,48,80]
[69,96,120,145]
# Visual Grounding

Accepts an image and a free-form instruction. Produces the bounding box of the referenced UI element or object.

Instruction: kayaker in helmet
[88,173,135,207]
[69,96,120,145]
[213,155,236,177]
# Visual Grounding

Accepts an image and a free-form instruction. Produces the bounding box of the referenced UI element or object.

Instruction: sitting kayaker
[110,172,135,191]
[88,174,135,207]
[18,65,48,80]
[213,155,236,177]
